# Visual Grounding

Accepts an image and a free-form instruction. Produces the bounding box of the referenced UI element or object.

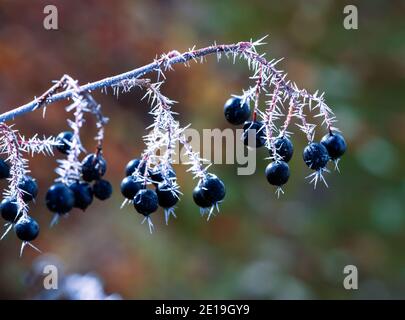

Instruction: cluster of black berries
[224,96,266,148]
[304,132,347,172]
[121,159,180,224]
[0,158,40,243]
[45,131,112,221]
[265,136,293,190]
[224,96,347,191]
[224,96,291,189]
[192,174,226,215]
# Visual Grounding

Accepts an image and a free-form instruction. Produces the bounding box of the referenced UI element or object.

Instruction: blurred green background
[0,0,404,299]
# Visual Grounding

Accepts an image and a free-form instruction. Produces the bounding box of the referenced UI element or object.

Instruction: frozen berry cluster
[223,96,347,192]
[121,156,227,230]
[0,157,40,243]
[45,131,112,224]
[0,39,348,249]
[121,158,181,230]
[192,174,226,214]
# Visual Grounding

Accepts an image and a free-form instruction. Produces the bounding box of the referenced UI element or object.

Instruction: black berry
[0,198,20,222]
[303,142,329,170]
[14,216,39,242]
[243,121,266,148]
[134,189,158,216]
[81,153,107,182]
[321,132,347,160]
[93,179,113,200]
[121,176,143,199]
[200,174,226,204]
[156,182,179,208]
[192,186,213,208]
[0,159,10,179]
[273,136,294,162]
[265,161,290,186]
[69,182,93,211]
[150,165,176,185]
[224,97,251,125]
[18,175,38,202]
[45,183,75,214]
[55,131,74,155]
[125,158,146,176]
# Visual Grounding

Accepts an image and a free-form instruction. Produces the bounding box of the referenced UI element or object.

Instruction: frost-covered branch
[0,37,346,241]
[0,37,339,139]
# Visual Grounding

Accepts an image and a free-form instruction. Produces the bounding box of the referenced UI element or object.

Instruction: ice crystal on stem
[54,75,108,185]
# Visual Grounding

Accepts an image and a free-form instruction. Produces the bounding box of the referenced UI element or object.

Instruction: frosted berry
[273,136,294,162]
[0,198,20,222]
[121,176,143,199]
[200,174,226,204]
[18,175,38,202]
[55,131,73,155]
[93,179,112,200]
[243,121,266,148]
[192,186,213,208]
[265,161,290,186]
[134,189,158,216]
[69,182,93,211]
[224,97,251,125]
[303,142,329,170]
[150,165,176,185]
[0,159,10,179]
[321,132,347,160]
[81,153,107,182]
[14,216,39,242]
[45,183,75,214]
[156,182,179,208]
[125,158,146,176]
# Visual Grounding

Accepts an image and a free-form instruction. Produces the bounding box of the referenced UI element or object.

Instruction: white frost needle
[164,208,177,225]
[141,216,155,234]
[0,223,13,241]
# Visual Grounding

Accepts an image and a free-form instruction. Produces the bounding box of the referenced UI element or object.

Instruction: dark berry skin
[55,131,74,155]
[69,182,93,211]
[192,186,213,208]
[45,183,75,214]
[303,142,329,170]
[0,159,10,179]
[18,175,38,202]
[265,161,290,186]
[134,189,159,216]
[81,153,107,182]
[200,174,226,204]
[321,132,347,160]
[156,182,179,208]
[243,121,266,148]
[0,198,20,222]
[273,136,294,162]
[150,165,176,185]
[125,159,146,176]
[121,176,144,199]
[93,179,113,200]
[224,97,251,125]
[14,216,39,242]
